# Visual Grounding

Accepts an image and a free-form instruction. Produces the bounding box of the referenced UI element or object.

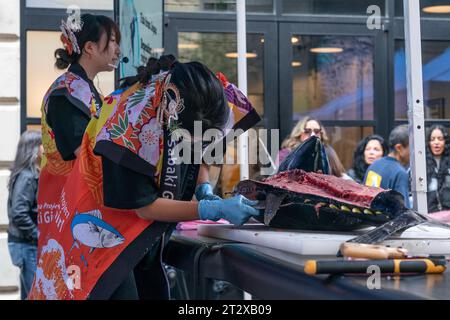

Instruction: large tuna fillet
[235,169,407,232]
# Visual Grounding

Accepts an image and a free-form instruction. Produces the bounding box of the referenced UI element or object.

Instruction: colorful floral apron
[29,70,260,300]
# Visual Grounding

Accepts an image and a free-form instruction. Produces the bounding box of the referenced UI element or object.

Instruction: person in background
[278,116,347,178]
[279,116,329,164]
[7,130,42,300]
[348,135,389,184]
[364,125,411,208]
[426,125,450,213]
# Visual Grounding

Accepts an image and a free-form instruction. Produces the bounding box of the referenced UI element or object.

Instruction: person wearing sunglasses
[278,116,329,164]
[278,116,351,179]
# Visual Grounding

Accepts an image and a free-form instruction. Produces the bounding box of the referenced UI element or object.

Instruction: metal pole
[237,0,249,181]
[237,0,252,301]
[404,0,428,214]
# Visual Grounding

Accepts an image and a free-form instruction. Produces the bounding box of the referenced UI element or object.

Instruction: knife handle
[304,258,446,275]
[340,243,408,260]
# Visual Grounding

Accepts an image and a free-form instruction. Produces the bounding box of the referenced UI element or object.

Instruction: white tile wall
[0,0,21,295]
[0,234,20,289]
[0,105,20,162]
[0,170,9,226]
[0,41,20,99]
[0,0,20,37]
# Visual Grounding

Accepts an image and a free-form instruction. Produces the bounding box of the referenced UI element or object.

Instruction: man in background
[364,125,411,208]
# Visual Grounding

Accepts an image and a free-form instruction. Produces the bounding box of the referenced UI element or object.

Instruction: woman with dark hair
[7,130,42,299]
[47,13,120,161]
[347,135,388,184]
[30,53,261,300]
[95,56,261,299]
[29,13,121,300]
[426,125,450,212]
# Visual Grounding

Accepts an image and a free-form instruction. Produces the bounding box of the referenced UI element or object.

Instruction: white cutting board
[197,223,450,256]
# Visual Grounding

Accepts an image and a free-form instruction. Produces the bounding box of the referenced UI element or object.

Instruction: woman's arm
[135,198,199,221]
[194,164,221,201]
[136,194,260,226]
[196,163,210,185]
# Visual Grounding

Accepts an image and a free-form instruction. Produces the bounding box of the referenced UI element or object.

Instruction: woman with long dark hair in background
[426,125,450,212]
[347,134,388,184]
[7,131,42,299]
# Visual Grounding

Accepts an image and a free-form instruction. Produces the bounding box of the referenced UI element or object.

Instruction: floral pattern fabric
[96,71,260,174]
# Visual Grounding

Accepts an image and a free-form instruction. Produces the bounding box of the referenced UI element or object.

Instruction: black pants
[109,239,169,300]
[133,239,170,300]
[109,272,139,300]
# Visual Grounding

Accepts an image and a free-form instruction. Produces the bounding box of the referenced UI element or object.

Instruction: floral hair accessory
[60,19,81,56]
[216,72,230,88]
[156,74,186,140]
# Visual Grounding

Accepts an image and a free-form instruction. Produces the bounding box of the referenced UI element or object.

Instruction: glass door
[164,17,278,192]
[279,22,386,169]
[164,18,278,131]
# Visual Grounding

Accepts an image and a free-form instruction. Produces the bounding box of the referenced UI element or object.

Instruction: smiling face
[364,139,384,165]
[429,128,445,157]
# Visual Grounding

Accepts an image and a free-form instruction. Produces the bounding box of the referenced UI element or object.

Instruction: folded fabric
[429,211,450,224]
[176,219,230,231]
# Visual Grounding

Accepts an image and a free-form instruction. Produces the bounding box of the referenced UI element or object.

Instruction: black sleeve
[9,172,38,241]
[102,157,160,210]
[46,95,90,161]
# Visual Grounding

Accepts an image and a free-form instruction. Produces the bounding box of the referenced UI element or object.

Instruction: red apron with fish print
[29,71,260,300]
[29,72,157,300]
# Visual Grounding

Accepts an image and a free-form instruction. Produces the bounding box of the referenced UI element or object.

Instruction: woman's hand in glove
[198,195,260,226]
[195,182,221,201]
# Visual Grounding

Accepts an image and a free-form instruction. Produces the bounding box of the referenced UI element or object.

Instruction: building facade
[1,0,450,297]
[0,0,22,299]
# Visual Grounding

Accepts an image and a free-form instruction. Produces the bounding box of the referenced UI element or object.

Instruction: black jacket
[7,169,39,244]
[46,63,94,161]
[426,155,450,213]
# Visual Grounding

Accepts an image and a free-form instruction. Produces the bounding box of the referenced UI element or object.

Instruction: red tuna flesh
[262,170,384,208]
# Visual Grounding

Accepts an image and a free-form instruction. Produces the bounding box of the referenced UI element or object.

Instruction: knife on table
[340,243,408,260]
[304,257,447,275]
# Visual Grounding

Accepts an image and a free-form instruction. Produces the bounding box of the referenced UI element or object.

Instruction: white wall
[0,0,21,299]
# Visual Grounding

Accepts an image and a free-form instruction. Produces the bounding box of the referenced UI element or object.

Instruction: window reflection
[26,31,115,119]
[325,126,374,170]
[178,32,264,117]
[292,35,374,121]
[26,0,113,10]
[396,0,450,18]
[395,40,450,120]
[166,0,273,13]
[282,0,385,15]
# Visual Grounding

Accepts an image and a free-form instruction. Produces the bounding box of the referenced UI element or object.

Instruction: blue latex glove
[198,195,260,226]
[195,182,221,201]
